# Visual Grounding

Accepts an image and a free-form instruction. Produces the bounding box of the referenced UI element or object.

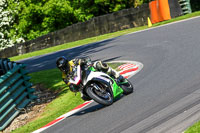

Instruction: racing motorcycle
[69,59,133,106]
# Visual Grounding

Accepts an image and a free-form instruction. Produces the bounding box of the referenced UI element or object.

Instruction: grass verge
[12,62,123,133]
[12,68,84,133]
[9,11,200,133]
[10,11,200,61]
[185,120,200,133]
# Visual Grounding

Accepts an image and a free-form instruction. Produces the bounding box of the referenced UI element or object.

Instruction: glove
[63,78,69,85]
[69,84,79,92]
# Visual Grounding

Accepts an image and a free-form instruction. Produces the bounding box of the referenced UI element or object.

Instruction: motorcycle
[69,59,134,106]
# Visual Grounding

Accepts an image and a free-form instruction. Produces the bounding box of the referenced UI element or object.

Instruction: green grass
[13,91,84,133]
[10,11,200,61]
[185,121,200,133]
[9,11,200,133]
[29,68,66,91]
[152,11,200,27]
[12,68,84,133]
[12,63,123,133]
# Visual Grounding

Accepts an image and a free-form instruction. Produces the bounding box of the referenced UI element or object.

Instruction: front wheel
[86,83,113,106]
[120,79,134,95]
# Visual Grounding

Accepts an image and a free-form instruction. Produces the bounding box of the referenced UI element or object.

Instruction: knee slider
[96,61,109,72]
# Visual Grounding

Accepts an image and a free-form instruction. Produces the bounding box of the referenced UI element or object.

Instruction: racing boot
[116,75,125,83]
[108,67,125,83]
[81,92,91,101]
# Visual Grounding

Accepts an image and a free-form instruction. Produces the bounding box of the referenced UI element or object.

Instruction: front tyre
[120,79,134,95]
[86,83,113,106]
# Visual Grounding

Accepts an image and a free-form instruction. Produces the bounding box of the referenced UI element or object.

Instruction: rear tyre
[120,79,134,95]
[86,83,113,106]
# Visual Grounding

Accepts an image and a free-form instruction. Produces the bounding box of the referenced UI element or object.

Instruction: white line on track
[126,16,200,36]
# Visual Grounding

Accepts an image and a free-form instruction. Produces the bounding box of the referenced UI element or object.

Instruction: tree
[70,0,136,22]
[190,0,200,12]
[0,0,14,50]
[42,0,76,33]
[0,0,149,46]
[0,0,24,50]
[9,0,77,40]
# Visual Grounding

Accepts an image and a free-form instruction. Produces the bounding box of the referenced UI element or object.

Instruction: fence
[0,58,36,131]
[178,0,192,14]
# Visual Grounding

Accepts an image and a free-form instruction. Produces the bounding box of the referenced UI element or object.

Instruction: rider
[56,56,124,100]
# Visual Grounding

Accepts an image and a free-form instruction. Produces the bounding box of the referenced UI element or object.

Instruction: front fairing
[84,69,123,99]
[110,78,123,98]
[69,65,81,85]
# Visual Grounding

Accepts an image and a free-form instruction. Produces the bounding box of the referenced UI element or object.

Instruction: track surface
[19,17,200,133]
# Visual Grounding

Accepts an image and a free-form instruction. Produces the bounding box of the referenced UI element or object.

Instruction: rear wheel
[86,83,113,106]
[120,79,134,95]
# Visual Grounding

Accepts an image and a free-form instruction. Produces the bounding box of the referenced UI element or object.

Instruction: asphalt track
[19,17,200,133]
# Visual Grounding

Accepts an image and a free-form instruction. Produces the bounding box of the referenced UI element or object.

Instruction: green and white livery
[69,61,133,106]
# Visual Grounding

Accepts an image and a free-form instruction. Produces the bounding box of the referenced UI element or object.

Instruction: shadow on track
[73,104,105,116]
[72,95,124,116]
[18,37,120,73]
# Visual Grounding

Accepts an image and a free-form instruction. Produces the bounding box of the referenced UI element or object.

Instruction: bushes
[8,0,150,41]
[0,0,24,50]
[190,0,200,12]
[1,0,148,50]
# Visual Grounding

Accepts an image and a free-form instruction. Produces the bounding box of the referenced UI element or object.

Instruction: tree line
[0,0,149,50]
[0,0,199,50]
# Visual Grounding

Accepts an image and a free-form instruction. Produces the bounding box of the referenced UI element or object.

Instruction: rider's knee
[94,61,109,72]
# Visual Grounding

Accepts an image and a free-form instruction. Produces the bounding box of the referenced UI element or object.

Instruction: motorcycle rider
[56,56,124,100]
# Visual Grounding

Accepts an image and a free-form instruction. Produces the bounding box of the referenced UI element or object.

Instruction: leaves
[42,0,75,32]
[190,0,200,12]
[0,0,148,50]
[0,0,15,50]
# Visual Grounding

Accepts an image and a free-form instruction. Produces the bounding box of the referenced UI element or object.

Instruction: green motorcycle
[69,62,134,106]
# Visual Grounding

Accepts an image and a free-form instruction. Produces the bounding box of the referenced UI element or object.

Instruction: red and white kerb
[33,62,142,133]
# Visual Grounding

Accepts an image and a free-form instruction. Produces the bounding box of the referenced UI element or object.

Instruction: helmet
[56,56,69,73]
